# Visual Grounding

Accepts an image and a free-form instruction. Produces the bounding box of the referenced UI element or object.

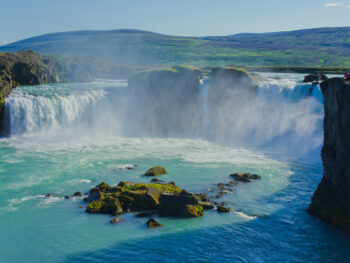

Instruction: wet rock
[150,178,163,183]
[181,205,204,217]
[195,193,209,202]
[145,166,168,177]
[146,218,162,228]
[158,190,200,216]
[73,192,83,197]
[86,196,123,216]
[217,205,231,213]
[230,173,261,183]
[199,201,215,210]
[65,195,70,199]
[110,217,124,224]
[45,194,54,198]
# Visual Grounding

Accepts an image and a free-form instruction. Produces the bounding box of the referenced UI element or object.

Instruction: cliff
[308,77,350,231]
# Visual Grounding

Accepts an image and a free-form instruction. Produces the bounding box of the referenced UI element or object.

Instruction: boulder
[145,166,168,177]
[199,201,215,210]
[158,190,200,216]
[181,205,204,217]
[86,196,123,216]
[230,173,261,183]
[146,218,163,228]
[217,205,231,213]
[73,192,82,196]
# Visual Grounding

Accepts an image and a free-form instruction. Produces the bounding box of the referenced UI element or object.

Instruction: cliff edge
[308,77,350,231]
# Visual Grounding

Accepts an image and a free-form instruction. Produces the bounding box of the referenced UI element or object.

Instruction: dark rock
[158,190,200,216]
[65,195,70,199]
[308,78,350,231]
[146,218,162,228]
[303,73,328,83]
[150,178,163,183]
[230,173,261,183]
[144,166,168,177]
[199,201,215,210]
[45,194,54,198]
[217,205,232,213]
[110,217,124,224]
[73,192,83,197]
[195,193,209,202]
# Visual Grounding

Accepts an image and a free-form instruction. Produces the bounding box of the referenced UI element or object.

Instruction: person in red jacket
[344,72,350,81]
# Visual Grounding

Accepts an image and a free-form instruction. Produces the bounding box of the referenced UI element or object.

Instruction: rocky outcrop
[303,73,328,83]
[230,172,262,183]
[128,66,203,136]
[308,78,350,231]
[84,181,208,218]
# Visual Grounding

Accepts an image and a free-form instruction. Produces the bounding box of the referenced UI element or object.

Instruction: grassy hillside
[1,28,350,67]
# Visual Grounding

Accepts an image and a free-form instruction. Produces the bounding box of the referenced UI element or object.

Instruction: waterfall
[3,76,324,157]
[199,77,210,130]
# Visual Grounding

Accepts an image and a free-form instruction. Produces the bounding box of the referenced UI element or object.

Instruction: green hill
[1,27,350,67]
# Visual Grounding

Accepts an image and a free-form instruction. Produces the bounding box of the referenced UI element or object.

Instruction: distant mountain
[1,27,350,67]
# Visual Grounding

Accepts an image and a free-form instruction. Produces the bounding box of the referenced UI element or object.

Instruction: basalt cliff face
[308,77,350,231]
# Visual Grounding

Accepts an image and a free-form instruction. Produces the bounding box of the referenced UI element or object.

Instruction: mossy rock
[158,190,200,216]
[146,218,163,228]
[145,166,168,177]
[91,182,111,193]
[86,196,123,215]
[199,201,215,210]
[182,205,204,217]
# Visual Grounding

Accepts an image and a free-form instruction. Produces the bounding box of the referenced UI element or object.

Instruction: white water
[3,75,324,158]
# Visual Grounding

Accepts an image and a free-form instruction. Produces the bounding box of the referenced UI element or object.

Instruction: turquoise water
[0,75,349,262]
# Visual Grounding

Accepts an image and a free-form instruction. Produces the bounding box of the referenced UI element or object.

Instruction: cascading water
[3,75,324,157]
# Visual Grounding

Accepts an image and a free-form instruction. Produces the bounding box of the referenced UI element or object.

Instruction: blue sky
[1,0,350,44]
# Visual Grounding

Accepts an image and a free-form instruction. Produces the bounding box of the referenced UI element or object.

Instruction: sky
[1,0,350,44]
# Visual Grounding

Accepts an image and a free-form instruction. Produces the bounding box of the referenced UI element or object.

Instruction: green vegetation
[1,28,350,67]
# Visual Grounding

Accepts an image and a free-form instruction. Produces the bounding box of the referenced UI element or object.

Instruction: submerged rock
[144,166,168,177]
[73,192,82,197]
[146,218,162,228]
[110,217,124,224]
[230,173,261,183]
[308,78,350,231]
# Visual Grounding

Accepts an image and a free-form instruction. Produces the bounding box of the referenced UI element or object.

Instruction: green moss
[145,166,168,177]
[182,205,204,217]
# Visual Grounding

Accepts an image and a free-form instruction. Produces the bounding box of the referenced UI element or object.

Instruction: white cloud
[325,2,342,7]
[0,40,9,46]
